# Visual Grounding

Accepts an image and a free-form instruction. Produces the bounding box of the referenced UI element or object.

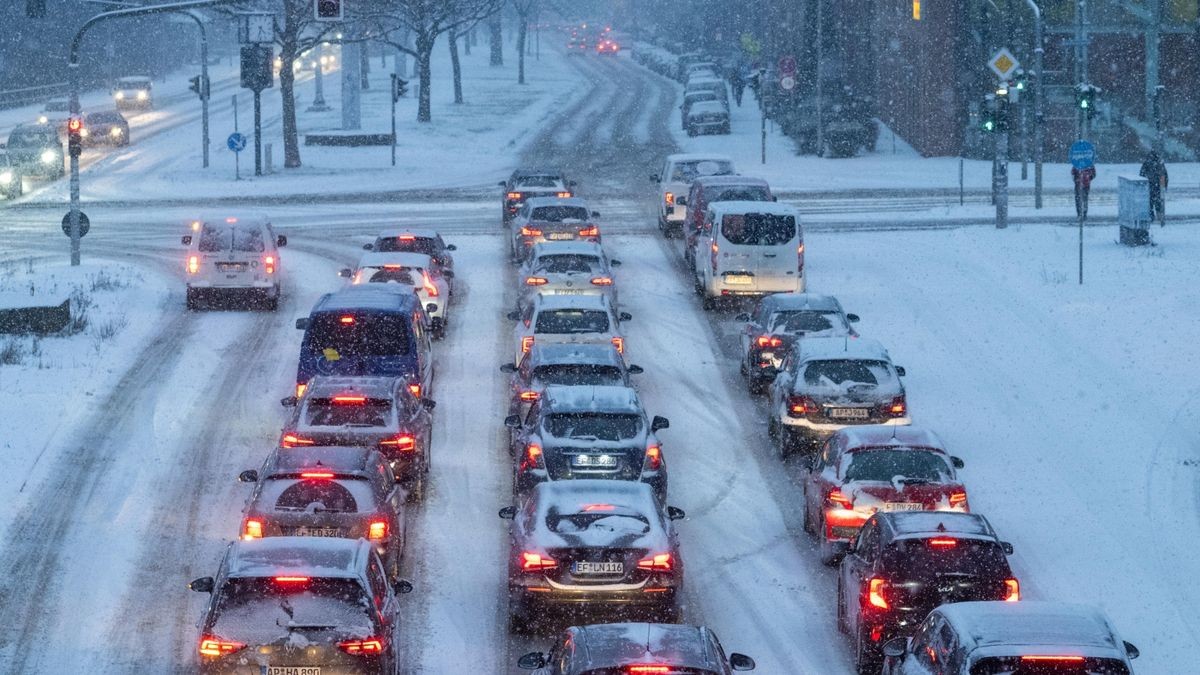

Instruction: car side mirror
[295,318,309,330]
[181,235,192,245]
[425,303,438,315]
[675,196,687,206]
[238,469,259,483]
[276,235,287,247]
[846,313,860,323]
[651,415,670,431]
[517,652,547,669]
[950,456,965,469]
[500,363,517,373]
[442,270,454,279]
[771,195,778,202]
[666,505,686,520]
[1001,541,1014,555]
[882,637,908,659]
[498,506,517,519]
[421,399,437,411]
[649,174,660,183]
[497,180,507,187]
[734,312,751,322]
[568,180,578,187]
[445,244,457,251]
[895,366,906,377]
[619,312,633,321]
[1123,641,1139,659]
[338,268,352,278]
[281,396,297,407]
[591,210,601,218]
[393,579,413,595]
[506,310,520,320]
[363,243,373,250]
[504,414,522,429]
[627,364,644,375]
[729,653,756,671]
[188,576,214,593]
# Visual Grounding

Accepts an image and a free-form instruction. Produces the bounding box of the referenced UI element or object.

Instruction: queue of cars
[656,160,1143,675]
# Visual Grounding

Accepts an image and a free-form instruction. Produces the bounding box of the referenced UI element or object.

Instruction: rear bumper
[707,275,804,298]
[780,415,911,432]
[188,281,278,293]
[511,582,677,609]
[199,656,383,674]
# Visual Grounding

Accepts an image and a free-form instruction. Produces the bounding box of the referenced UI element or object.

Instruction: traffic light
[189,75,210,99]
[314,0,342,21]
[67,117,83,158]
[392,77,408,102]
[994,90,1010,133]
[1076,84,1098,118]
[981,107,996,133]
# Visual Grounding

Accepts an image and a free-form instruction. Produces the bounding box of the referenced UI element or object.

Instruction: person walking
[1139,151,1168,225]
[1071,165,1096,220]
[730,66,746,107]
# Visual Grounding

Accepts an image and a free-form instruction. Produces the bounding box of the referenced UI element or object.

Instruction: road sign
[1069,140,1096,169]
[227,132,247,152]
[61,211,90,238]
[779,75,796,92]
[988,48,1020,80]
[240,44,274,92]
[777,55,797,76]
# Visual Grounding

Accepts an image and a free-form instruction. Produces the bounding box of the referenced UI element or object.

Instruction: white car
[651,153,735,237]
[507,293,631,366]
[693,200,806,309]
[508,196,601,261]
[516,241,620,313]
[341,251,451,338]
[182,215,285,310]
[113,76,153,110]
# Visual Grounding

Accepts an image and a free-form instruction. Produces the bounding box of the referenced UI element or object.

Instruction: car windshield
[361,268,417,285]
[215,577,369,614]
[198,225,265,253]
[303,399,391,427]
[671,159,734,182]
[535,309,610,334]
[533,364,623,387]
[536,255,600,274]
[274,480,359,512]
[374,236,438,255]
[302,314,411,356]
[969,657,1130,675]
[721,213,797,245]
[118,80,151,90]
[843,449,952,483]
[543,412,643,440]
[531,205,589,222]
[8,128,57,146]
[883,538,1009,576]
[803,359,890,386]
[516,175,563,188]
[770,310,843,333]
[546,510,650,534]
[712,186,770,202]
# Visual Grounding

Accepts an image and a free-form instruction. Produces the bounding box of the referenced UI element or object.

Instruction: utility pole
[1020,0,1044,208]
[815,0,824,157]
[994,85,1010,229]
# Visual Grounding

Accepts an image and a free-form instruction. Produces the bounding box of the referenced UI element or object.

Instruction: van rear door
[717,212,800,292]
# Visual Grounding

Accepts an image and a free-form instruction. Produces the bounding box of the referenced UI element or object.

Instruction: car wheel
[767,414,778,439]
[802,487,816,535]
[837,577,848,634]
[701,294,716,311]
[263,293,278,311]
[777,425,794,459]
[508,597,534,635]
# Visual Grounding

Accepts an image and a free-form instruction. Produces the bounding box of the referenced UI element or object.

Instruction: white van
[693,201,805,309]
[182,215,285,310]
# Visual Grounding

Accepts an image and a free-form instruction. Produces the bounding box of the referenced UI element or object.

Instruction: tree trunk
[360,41,370,89]
[417,35,434,122]
[449,28,463,104]
[279,46,302,168]
[517,19,527,84]
[489,14,503,65]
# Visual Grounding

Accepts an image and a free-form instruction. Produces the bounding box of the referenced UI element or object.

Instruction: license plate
[881,502,923,512]
[554,289,588,295]
[547,233,574,240]
[724,274,752,285]
[216,263,246,272]
[267,668,321,675]
[573,454,618,467]
[292,527,342,537]
[828,407,870,419]
[573,561,623,575]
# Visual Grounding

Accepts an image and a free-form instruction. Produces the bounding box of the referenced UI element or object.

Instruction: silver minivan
[183,215,286,310]
[693,201,805,309]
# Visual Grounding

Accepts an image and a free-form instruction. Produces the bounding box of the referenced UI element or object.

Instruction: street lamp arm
[70,0,235,68]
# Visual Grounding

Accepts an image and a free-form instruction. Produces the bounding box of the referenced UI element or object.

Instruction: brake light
[556,191,572,198]
[507,192,522,200]
[379,434,416,452]
[827,490,853,509]
[578,225,599,237]
[281,434,314,448]
[929,538,958,547]
[368,520,388,540]
[519,390,540,402]
[525,276,548,286]
[295,383,307,398]
[590,276,613,286]
[339,638,384,655]
[422,270,439,297]
[627,667,670,675]
[868,577,889,609]
[521,443,543,470]
[185,254,202,275]
[887,395,906,417]
[583,503,615,511]
[798,242,805,272]
[637,553,673,572]
[664,192,674,205]
[199,636,246,657]
[339,315,355,324]
[242,519,263,540]
[274,576,309,583]
[264,255,275,275]
[949,490,968,509]
[397,234,415,241]
[409,383,421,397]
[710,241,719,271]
[1004,578,1020,602]
[520,226,542,236]
[645,444,662,470]
[755,335,783,348]
[611,336,624,354]
[521,551,557,571]
[1021,656,1085,662]
[332,395,366,404]
[522,336,535,353]
[787,395,820,417]
[300,471,334,479]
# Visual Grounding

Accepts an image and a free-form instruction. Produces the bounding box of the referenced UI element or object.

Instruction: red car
[802,426,968,565]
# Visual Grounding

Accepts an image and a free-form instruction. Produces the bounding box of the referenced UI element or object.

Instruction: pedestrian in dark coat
[1139,151,1168,223]
[1071,166,1096,219]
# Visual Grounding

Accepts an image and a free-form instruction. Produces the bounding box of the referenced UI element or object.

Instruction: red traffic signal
[67,117,83,134]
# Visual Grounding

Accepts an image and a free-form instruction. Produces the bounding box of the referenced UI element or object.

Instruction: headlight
[136,91,147,101]
[80,128,89,138]
[115,91,125,100]
[37,115,48,124]
[0,171,12,184]
[40,150,58,164]
[110,127,122,137]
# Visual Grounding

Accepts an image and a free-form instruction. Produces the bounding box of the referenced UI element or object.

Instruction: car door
[412,313,433,395]
[365,555,397,668]
[756,212,802,292]
[513,303,535,363]
[769,350,796,417]
[843,520,879,633]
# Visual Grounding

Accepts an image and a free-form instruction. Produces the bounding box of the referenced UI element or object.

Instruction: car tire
[508,597,535,635]
[263,293,278,311]
[837,577,848,634]
[701,294,716,311]
[777,425,795,459]
[803,487,816,535]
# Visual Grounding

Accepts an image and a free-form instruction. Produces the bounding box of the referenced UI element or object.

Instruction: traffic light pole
[177,10,210,168]
[1022,0,1044,209]
[995,93,1009,230]
[253,91,262,176]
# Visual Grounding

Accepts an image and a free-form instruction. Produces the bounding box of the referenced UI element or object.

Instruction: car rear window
[843,449,953,483]
[537,254,600,273]
[198,225,265,253]
[803,359,891,386]
[275,480,358,512]
[361,268,417,285]
[215,577,369,612]
[970,657,1130,675]
[882,538,1009,576]
[302,314,411,356]
[544,412,642,440]
[535,309,610,334]
[304,399,391,427]
[374,236,438,256]
[671,159,734,182]
[546,511,650,535]
[533,364,623,387]
[531,206,589,222]
[770,310,842,333]
[712,186,770,202]
[721,213,797,245]
[516,175,563,188]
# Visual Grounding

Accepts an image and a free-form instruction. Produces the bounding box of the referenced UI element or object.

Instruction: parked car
[651,153,735,237]
[188,537,412,675]
[519,623,756,673]
[681,89,726,130]
[686,100,731,136]
[113,75,153,110]
[82,110,129,146]
[500,343,641,419]
[500,168,575,224]
[802,426,967,564]
[692,201,806,309]
[509,293,631,366]
[516,241,620,313]
[680,175,774,268]
[0,153,22,199]
[509,196,601,261]
[881,601,1140,675]
[6,123,64,179]
[342,251,451,338]
[839,511,1018,673]
[735,293,859,394]
[182,214,286,310]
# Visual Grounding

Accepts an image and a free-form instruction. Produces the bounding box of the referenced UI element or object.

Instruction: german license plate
[216,263,246,272]
[573,454,618,467]
[547,233,574,240]
[881,502,923,512]
[267,668,321,675]
[829,407,869,419]
[294,527,341,537]
[724,274,752,285]
[573,561,623,575]
[554,289,588,295]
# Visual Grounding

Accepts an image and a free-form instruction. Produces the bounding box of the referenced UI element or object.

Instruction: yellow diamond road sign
[988,48,1020,79]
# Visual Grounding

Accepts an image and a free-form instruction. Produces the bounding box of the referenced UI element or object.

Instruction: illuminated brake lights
[506,192,522,200]
[368,520,388,540]
[263,255,275,275]
[409,383,422,397]
[519,390,540,402]
[664,192,674,206]
[578,225,599,237]
[521,551,557,571]
[590,276,613,286]
[187,255,199,274]
[274,576,309,583]
[525,276,548,286]
[637,553,673,572]
[555,191,572,198]
[627,666,671,675]
[583,503,615,512]
[788,395,819,417]
[332,395,366,404]
[520,226,543,237]
[949,490,969,509]
[1004,578,1020,602]
[295,383,307,398]
[300,471,335,479]
[339,315,355,324]
[379,434,416,452]
[281,434,315,448]
[611,336,624,354]
[199,636,246,657]
[928,538,958,547]
[339,638,384,655]
[827,490,853,509]
[1021,656,1085,662]
[644,444,662,470]
[755,335,783,348]
[242,519,263,540]
[521,443,543,471]
[397,234,416,241]
[522,336,535,353]
[887,396,907,417]
[868,577,889,609]
[422,270,439,297]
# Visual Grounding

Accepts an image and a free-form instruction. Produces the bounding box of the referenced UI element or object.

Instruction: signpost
[779,75,796,92]
[988,48,1020,80]
[61,211,89,238]
[238,12,274,177]
[1069,139,1096,285]
[228,131,245,179]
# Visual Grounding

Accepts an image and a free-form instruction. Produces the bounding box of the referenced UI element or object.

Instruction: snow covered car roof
[267,445,380,477]
[542,384,640,413]
[533,293,612,311]
[525,343,624,369]
[523,195,588,209]
[882,511,995,539]
[357,251,434,269]
[759,292,842,313]
[312,285,420,313]
[529,241,605,258]
[116,76,151,84]
[710,200,800,219]
[795,336,891,363]
[226,537,371,579]
[526,480,667,549]
[666,152,733,163]
[191,213,270,227]
[938,601,1130,659]
[570,623,724,671]
[837,425,945,451]
[375,228,439,240]
[303,375,401,399]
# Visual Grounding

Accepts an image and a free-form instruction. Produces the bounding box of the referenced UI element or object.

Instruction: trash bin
[1117,175,1151,246]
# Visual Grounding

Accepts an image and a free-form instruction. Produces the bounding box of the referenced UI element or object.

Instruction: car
[235,445,408,580]
[499,480,686,629]
[509,196,602,261]
[188,537,412,675]
[692,201,806,308]
[504,384,669,498]
[181,215,286,310]
[734,293,860,394]
[686,100,731,136]
[37,98,73,132]
[839,511,1019,673]
[0,153,23,200]
[881,601,1140,675]
[802,426,968,565]
[516,241,621,313]
[768,337,910,455]
[278,375,436,499]
[595,38,620,54]
[342,251,452,338]
[651,153,736,237]
[5,123,64,179]
[363,228,457,283]
[566,37,591,54]
[82,110,129,146]
[293,285,434,402]
[500,343,642,419]
[500,168,575,223]
[518,623,756,673]
[509,293,631,366]
[681,89,726,130]
[675,53,709,80]
[684,61,721,80]
[113,75,153,110]
[680,176,774,268]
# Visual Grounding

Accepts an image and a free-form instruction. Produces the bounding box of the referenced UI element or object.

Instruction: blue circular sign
[1069,140,1096,170]
[226,132,247,153]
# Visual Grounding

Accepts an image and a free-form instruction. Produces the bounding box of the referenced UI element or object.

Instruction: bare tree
[511,0,537,85]
[448,26,463,104]
[489,13,503,65]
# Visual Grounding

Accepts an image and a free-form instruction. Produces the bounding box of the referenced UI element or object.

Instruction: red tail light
[520,226,542,236]
[339,315,355,324]
[339,638,384,655]
[867,577,889,609]
[627,666,671,675]
[264,255,275,275]
[187,255,200,274]
[611,336,624,354]
[295,383,307,398]
[637,553,673,572]
[519,390,540,402]
[887,395,906,417]
[242,518,263,540]
[556,191,572,198]
[379,434,416,452]
[797,242,805,273]
[590,276,613,286]
[506,192,522,200]
[368,520,388,540]
[397,234,415,241]
[664,192,674,205]
[1021,656,1085,663]
[644,444,662,470]
[1004,578,1020,602]
[408,383,421,397]
[521,336,535,353]
[710,241,719,271]
[949,490,969,509]
[300,471,334,479]
[199,636,246,657]
[332,395,366,404]
[422,271,439,297]
[521,443,543,470]
[578,225,599,237]
[929,538,958,547]
[787,395,820,418]
[521,551,557,571]
[281,434,314,448]
[274,576,309,583]
[524,276,548,286]
[755,335,783,348]
[827,490,853,509]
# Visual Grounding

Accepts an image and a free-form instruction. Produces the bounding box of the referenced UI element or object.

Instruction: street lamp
[309,43,330,111]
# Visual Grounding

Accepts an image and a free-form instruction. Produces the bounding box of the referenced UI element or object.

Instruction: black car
[236,445,407,580]
[519,623,756,674]
[505,385,669,500]
[500,167,575,223]
[838,511,1019,674]
[500,480,686,630]
[82,110,130,146]
[279,375,435,500]
[500,343,643,419]
[735,293,859,394]
[188,537,412,675]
